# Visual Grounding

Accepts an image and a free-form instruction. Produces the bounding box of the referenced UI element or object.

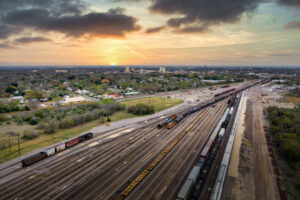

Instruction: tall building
[159,67,166,73]
[125,66,130,73]
[130,67,135,73]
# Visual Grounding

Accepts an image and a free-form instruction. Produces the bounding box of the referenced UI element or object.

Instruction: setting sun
[110,62,117,66]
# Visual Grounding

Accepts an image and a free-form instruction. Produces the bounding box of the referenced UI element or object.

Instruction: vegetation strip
[266,106,300,199]
[119,109,209,198]
[0,97,182,164]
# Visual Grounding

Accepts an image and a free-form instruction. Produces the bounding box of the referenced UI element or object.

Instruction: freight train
[176,106,231,200]
[159,81,263,131]
[21,132,93,167]
[214,88,235,97]
[176,81,272,200]
[157,114,177,128]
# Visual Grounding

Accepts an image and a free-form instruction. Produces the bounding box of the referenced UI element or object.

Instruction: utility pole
[6,131,20,156]
[17,133,20,156]
[8,134,11,153]
[148,92,150,106]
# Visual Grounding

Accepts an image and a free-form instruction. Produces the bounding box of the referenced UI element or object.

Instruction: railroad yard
[0,81,276,200]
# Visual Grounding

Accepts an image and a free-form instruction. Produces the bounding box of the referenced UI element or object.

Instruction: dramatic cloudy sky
[0,0,299,66]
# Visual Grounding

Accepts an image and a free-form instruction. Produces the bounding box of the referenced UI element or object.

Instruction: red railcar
[214,88,235,97]
[65,138,80,148]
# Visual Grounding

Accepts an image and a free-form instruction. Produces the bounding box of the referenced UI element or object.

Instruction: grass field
[280,95,300,106]
[0,97,182,164]
[120,97,183,112]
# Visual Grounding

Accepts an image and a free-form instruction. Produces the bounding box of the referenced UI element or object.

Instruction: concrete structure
[159,67,166,73]
[104,93,124,99]
[55,70,68,73]
[76,89,89,95]
[60,96,92,104]
[125,66,130,73]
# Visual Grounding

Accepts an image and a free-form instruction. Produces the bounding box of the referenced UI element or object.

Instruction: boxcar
[65,138,80,148]
[44,147,55,156]
[22,152,47,167]
[55,143,66,152]
[177,179,193,200]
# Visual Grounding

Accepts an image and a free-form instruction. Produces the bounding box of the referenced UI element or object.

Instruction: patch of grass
[110,111,141,121]
[121,97,183,112]
[280,95,300,106]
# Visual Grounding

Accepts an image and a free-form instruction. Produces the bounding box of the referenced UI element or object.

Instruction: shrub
[15,117,23,125]
[28,118,38,125]
[34,112,44,118]
[127,103,155,115]
[22,130,38,140]
[0,115,9,122]
[44,121,57,134]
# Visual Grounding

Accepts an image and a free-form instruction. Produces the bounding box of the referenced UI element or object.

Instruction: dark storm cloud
[116,0,266,33]
[0,24,22,39]
[150,0,265,30]
[278,0,300,8]
[14,37,52,44]
[2,8,140,37]
[145,26,165,33]
[284,20,300,29]
[174,25,212,34]
[0,0,141,40]
[0,0,86,17]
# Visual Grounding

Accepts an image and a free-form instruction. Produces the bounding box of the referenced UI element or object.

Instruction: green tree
[5,86,17,94]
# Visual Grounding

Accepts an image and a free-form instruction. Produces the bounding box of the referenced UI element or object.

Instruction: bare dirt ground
[225,86,282,200]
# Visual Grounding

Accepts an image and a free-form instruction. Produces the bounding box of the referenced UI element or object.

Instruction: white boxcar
[55,143,66,152]
[44,147,55,156]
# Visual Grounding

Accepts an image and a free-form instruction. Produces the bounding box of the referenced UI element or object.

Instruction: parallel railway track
[0,94,233,200]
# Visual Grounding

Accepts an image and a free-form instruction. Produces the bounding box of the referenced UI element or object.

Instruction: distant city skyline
[0,0,300,66]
